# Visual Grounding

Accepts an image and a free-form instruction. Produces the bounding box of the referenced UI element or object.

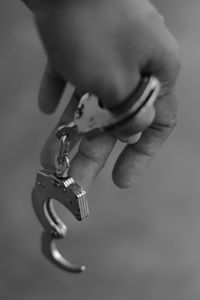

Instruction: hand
[29,0,181,189]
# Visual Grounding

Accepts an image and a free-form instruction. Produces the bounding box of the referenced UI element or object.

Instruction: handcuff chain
[55,132,71,178]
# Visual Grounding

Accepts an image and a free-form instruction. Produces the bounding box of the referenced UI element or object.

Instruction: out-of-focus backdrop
[1,0,200,299]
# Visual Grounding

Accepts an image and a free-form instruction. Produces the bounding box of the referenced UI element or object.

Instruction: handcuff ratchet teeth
[32,76,160,273]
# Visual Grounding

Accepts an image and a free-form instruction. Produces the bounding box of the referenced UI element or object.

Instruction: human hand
[27,0,181,189]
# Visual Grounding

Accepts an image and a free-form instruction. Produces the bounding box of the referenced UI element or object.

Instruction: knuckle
[161,30,181,80]
[159,39,181,94]
[145,9,181,83]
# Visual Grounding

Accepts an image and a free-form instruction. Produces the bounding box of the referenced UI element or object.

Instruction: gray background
[1,0,200,299]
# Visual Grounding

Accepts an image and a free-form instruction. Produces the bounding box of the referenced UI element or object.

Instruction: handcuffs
[32,76,160,273]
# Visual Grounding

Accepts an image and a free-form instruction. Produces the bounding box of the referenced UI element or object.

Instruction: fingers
[39,62,66,114]
[113,100,156,141]
[105,14,180,143]
[70,134,116,191]
[112,86,178,188]
[112,16,181,188]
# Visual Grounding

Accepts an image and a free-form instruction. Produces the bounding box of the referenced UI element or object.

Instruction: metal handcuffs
[32,76,160,273]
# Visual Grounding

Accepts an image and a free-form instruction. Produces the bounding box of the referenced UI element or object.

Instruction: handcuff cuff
[32,76,160,273]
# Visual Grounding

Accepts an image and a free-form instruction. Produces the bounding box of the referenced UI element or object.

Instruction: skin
[24,0,181,190]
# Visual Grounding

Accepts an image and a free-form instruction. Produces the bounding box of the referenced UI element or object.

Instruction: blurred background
[1,0,200,299]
